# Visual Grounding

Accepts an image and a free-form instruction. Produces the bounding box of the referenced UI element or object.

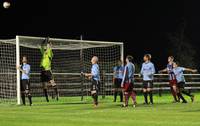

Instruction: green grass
[0,93,200,126]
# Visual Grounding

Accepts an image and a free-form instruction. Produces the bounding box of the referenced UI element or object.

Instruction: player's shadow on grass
[115,102,170,106]
[32,101,92,106]
[181,109,200,112]
[60,102,91,105]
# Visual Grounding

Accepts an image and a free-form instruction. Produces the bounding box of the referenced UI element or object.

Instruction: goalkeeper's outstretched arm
[40,38,53,58]
[46,42,53,59]
[40,39,46,55]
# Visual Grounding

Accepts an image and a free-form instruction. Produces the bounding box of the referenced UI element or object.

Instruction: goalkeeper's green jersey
[40,46,53,70]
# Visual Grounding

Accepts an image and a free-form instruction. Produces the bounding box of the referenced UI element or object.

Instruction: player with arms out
[84,56,100,107]
[159,56,179,102]
[173,62,197,103]
[40,37,59,102]
[140,54,155,105]
[113,60,124,102]
[16,56,32,106]
[121,55,136,107]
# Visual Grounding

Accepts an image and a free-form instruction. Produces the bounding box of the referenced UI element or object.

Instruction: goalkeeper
[40,37,59,102]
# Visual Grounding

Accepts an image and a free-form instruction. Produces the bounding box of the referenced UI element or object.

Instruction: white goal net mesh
[0,36,123,104]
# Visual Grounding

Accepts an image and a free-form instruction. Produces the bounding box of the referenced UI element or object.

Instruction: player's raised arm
[40,39,46,54]
[159,56,175,74]
[46,42,53,59]
[158,68,168,73]
[183,68,198,73]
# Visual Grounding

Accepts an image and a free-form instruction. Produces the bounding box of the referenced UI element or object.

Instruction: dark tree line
[168,19,198,69]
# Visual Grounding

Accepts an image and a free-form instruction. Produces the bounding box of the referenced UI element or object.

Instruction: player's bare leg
[50,79,59,101]
[123,92,129,107]
[91,90,98,107]
[121,89,127,107]
[43,82,49,102]
[172,85,179,102]
[130,91,136,108]
[170,86,177,102]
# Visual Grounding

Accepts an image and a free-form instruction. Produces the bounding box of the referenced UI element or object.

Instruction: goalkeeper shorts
[41,70,53,83]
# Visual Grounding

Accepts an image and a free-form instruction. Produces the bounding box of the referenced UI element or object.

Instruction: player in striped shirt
[140,54,155,104]
[113,60,124,102]
[173,62,197,103]
[121,55,136,107]
[159,56,179,102]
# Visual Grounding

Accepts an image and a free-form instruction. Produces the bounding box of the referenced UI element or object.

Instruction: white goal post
[16,36,20,105]
[0,35,124,105]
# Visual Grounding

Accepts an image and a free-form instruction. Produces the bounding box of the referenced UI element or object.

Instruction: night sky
[0,0,199,70]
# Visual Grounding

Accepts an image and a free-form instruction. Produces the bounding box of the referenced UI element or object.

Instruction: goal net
[0,36,123,104]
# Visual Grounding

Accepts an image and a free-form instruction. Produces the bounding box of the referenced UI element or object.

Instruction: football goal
[0,36,124,104]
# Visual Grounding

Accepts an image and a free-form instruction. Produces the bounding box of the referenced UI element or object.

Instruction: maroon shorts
[123,82,133,92]
[169,79,177,87]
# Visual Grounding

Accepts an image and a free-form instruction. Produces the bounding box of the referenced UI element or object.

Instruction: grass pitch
[0,93,200,126]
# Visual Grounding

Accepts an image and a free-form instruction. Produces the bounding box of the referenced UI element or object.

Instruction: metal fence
[1,73,200,100]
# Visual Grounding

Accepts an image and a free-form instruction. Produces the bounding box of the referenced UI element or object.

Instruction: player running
[16,56,32,106]
[159,56,179,102]
[140,54,155,105]
[121,55,136,107]
[113,60,124,102]
[84,56,100,107]
[173,62,197,103]
[40,37,59,102]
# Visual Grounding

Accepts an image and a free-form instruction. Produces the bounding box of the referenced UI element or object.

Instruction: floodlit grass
[0,93,200,126]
